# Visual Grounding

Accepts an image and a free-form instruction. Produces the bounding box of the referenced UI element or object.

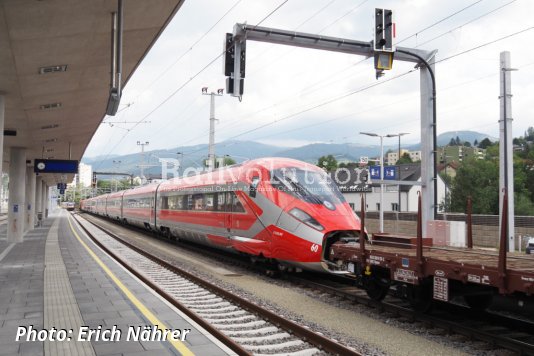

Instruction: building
[67,162,93,188]
[77,163,93,187]
[331,164,446,213]
[437,161,459,179]
[438,146,485,163]
[386,150,422,165]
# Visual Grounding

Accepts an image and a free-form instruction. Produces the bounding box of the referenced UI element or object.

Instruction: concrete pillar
[41,180,47,220]
[25,167,36,232]
[0,95,5,214]
[7,148,26,243]
[44,185,49,217]
[36,176,42,224]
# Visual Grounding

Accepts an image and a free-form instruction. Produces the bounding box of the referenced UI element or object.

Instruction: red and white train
[80,158,361,272]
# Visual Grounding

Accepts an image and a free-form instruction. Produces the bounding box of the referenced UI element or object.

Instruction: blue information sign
[34,159,78,174]
[369,166,398,180]
[384,166,397,180]
[369,165,381,179]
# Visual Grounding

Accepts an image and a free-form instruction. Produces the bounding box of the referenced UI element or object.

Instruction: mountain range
[83,130,497,176]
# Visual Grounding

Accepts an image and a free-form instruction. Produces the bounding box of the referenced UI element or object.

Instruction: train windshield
[271,167,345,207]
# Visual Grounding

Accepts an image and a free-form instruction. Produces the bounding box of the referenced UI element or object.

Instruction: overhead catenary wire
[143,0,492,152]
[208,0,504,138]
[415,0,518,48]
[95,2,532,170]
[124,0,243,107]
[204,25,534,153]
[395,0,485,46]
[94,0,289,169]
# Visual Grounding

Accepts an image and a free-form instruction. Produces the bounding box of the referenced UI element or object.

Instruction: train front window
[271,168,345,206]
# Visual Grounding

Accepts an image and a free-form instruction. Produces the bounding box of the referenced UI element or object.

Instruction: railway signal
[374,8,395,78]
[223,32,245,98]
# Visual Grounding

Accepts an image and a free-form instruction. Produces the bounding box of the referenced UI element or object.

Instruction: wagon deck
[328,239,534,297]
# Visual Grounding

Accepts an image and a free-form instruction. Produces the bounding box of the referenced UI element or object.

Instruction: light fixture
[45,148,54,153]
[39,102,62,110]
[38,65,67,74]
[44,138,58,143]
[41,124,59,130]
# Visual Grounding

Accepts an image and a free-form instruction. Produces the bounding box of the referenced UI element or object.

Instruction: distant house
[437,161,459,179]
[386,149,422,165]
[330,164,446,213]
[438,146,485,162]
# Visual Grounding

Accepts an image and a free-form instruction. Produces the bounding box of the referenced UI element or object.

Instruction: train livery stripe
[66,216,195,356]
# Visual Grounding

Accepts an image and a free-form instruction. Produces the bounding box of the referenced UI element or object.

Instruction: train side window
[177,195,185,210]
[216,193,225,212]
[225,192,233,212]
[205,194,215,211]
[168,195,178,210]
[232,192,245,213]
[249,176,259,198]
[160,196,168,209]
[192,194,204,211]
[186,195,193,210]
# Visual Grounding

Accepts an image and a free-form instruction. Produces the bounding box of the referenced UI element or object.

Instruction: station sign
[34,159,78,174]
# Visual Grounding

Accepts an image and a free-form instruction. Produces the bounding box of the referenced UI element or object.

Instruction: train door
[224,190,233,238]
[150,195,156,228]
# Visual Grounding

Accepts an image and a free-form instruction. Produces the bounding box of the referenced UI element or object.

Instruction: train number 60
[310,244,319,253]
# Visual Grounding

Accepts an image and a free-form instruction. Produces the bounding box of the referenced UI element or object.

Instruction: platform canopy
[0,0,185,185]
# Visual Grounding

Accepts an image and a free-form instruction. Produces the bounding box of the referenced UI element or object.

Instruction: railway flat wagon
[323,195,534,311]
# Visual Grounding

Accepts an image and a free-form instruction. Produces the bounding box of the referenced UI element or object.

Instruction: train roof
[122,182,160,197]
[83,157,325,199]
[157,157,324,192]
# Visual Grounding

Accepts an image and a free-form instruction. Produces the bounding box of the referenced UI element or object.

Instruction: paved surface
[0,210,233,356]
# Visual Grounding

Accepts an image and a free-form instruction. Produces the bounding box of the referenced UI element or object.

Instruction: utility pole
[113,160,122,191]
[176,152,184,177]
[499,51,516,252]
[137,141,149,184]
[202,87,223,171]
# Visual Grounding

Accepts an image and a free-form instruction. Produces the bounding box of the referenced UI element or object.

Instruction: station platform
[0,209,234,356]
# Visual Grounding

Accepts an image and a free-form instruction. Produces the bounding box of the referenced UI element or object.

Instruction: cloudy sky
[84,0,534,159]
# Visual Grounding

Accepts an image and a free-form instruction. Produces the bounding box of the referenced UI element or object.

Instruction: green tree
[397,152,413,164]
[97,180,112,189]
[450,159,499,214]
[217,156,236,167]
[474,139,478,146]
[317,155,338,172]
[478,138,493,149]
[464,141,472,147]
[515,192,534,215]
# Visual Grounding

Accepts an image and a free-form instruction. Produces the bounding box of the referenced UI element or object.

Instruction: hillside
[83,130,496,175]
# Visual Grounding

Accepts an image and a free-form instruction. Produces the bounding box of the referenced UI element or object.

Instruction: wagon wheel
[365,276,390,301]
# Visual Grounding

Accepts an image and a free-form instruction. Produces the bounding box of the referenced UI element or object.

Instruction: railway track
[77,212,534,355]
[286,274,534,355]
[71,212,360,356]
